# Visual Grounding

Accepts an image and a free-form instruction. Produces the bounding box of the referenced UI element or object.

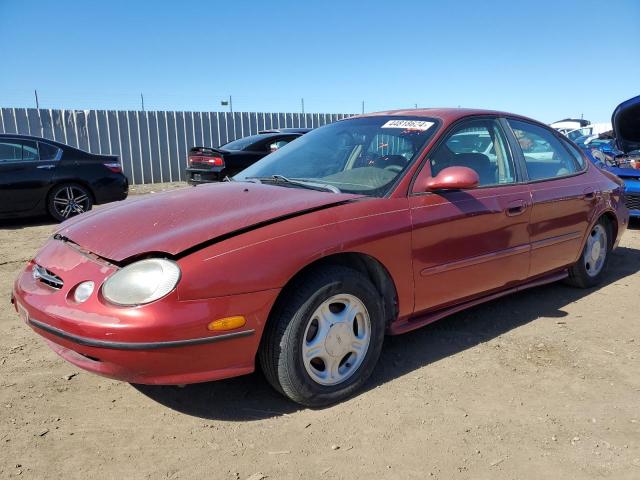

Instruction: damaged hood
[57,182,361,262]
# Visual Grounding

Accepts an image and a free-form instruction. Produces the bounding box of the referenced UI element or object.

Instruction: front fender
[176,197,416,319]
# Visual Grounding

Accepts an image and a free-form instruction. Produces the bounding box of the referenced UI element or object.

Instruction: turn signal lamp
[207,316,246,331]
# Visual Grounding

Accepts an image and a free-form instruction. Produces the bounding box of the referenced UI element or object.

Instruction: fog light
[207,316,246,331]
[74,281,95,303]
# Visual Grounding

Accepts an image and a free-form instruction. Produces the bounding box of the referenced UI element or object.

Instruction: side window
[0,141,23,162]
[21,140,40,162]
[559,138,586,169]
[508,119,580,181]
[268,139,291,152]
[38,142,61,161]
[429,119,516,186]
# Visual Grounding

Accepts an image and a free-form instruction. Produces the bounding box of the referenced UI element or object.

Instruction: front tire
[566,218,611,288]
[47,183,93,222]
[259,266,385,407]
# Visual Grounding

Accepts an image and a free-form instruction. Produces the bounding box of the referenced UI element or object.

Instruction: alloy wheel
[53,186,91,219]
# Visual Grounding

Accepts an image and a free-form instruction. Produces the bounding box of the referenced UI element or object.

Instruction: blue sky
[1,0,638,123]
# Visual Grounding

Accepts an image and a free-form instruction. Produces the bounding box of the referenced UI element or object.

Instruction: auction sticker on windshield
[381,120,434,131]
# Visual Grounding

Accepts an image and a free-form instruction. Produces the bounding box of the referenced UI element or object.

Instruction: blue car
[589,157,640,218]
[582,96,640,219]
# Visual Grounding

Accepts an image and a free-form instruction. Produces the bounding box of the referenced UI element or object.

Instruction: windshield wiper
[246,175,341,193]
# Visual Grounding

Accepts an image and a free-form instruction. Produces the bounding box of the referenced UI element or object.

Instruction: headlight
[102,259,181,306]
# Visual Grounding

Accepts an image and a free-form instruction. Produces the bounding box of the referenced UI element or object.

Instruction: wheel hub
[583,223,607,277]
[324,323,352,358]
[590,241,601,262]
[301,294,372,386]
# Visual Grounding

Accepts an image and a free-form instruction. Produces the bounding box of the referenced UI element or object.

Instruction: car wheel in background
[47,183,93,222]
[566,218,611,288]
[259,266,385,407]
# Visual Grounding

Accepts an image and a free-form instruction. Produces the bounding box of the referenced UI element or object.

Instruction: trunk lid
[188,147,226,170]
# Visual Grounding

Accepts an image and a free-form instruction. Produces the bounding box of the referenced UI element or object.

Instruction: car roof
[232,132,301,142]
[0,132,71,148]
[258,128,312,134]
[354,108,540,125]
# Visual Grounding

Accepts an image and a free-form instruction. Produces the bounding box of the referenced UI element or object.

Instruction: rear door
[0,139,59,214]
[410,117,531,313]
[505,118,593,278]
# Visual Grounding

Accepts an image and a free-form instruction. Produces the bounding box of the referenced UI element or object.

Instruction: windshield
[235,116,438,196]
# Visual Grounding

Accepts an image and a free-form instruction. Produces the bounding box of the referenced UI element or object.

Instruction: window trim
[503,117,589,185]
[409,115,523,196]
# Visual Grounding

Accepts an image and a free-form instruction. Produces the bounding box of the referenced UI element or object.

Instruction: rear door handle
[505,199,527,217]
[36,164,55,170]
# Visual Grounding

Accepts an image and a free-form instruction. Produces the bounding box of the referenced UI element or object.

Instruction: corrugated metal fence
[0,108,354,184]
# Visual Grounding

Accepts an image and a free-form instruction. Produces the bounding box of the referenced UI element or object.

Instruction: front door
[410,117,531,313]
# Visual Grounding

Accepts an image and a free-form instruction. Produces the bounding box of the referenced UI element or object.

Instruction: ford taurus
[12,109,628,406]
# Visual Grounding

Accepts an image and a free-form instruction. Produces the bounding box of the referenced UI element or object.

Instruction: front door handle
[505,199,527,217]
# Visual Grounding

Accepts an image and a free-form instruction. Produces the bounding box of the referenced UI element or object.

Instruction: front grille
[625,193,640,211]
[32,264,64,290]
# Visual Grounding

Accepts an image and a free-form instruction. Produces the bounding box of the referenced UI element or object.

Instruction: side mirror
[425,166,479,191]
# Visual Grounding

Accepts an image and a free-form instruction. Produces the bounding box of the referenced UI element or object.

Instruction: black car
[0,134,128,222]
[185,131,307,184]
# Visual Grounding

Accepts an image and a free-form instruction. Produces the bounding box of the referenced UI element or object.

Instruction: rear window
[221,135,266,151]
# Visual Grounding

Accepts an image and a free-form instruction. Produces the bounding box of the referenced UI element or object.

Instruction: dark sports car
[185,131,307,184]
[0,134,128,222]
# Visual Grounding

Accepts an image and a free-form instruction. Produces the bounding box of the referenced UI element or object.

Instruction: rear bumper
[185,168,225,184]
[11,240,279,385]
[93,174,129,204]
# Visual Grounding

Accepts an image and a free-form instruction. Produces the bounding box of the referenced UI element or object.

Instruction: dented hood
[57,182,361,262]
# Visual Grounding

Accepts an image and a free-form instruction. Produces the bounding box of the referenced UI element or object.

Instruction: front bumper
[12,239,279,385]
[623,191,640,218]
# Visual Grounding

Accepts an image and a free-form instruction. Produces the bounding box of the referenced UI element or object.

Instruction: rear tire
[566,218,611,288]
[47,183,93,222]
[259,266,385,407]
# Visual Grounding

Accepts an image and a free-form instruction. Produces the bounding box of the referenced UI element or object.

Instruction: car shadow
[0,215,57,229]
[134,245,640,421]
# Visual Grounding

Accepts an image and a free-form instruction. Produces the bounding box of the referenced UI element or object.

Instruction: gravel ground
[0,193,639,480]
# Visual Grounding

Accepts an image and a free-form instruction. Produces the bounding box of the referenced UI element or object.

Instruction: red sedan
[12,109,628,406]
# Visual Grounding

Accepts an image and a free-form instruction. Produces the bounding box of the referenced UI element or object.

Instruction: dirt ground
[1,191,639,480]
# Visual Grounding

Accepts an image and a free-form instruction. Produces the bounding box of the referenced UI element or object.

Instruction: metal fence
[0,108,354,184]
